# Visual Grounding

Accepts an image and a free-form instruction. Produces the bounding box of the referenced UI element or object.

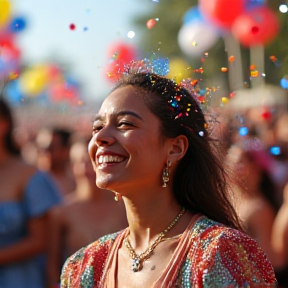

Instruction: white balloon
[178,22,219,57]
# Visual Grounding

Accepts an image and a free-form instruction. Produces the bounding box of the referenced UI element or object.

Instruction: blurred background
[2,0,288,287]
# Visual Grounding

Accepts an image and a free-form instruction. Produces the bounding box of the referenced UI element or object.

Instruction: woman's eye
[92,124,104,134]
[118,121,134,128]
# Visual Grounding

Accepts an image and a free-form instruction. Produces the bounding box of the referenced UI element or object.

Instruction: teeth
[98,155,125,164]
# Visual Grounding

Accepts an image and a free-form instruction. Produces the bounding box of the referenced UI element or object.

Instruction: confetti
[239,127,249,136]
[228,56,235,62]
[69,23,76,30]
[146,19,157,29]
[198,131,204,137]
[270,146,281,155]
[221,67,228,72]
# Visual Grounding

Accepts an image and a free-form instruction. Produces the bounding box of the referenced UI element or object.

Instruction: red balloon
[107,42,137,63]
[231,7,279,47]
[105,42,137,82]
[199,0,246,28]
[105,61,125,83]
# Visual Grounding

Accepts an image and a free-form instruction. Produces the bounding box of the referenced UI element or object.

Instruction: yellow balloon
[0,0,11,28]
[167,58,191,84]
[20,65,49,96]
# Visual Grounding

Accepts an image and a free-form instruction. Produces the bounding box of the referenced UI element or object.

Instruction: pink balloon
[232,6,279,47]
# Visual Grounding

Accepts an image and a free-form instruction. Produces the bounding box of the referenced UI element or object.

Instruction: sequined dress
[0,170,62,288]
[60,215,277,288]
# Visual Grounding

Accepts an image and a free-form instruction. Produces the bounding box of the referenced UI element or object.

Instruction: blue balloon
[4,80,23,106]
[183,6,203,25]
[9,17,27,33]
[280,78,288,89]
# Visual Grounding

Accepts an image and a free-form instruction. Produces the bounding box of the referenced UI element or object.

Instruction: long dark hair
[0,97,21,155]
[113,71,242,230]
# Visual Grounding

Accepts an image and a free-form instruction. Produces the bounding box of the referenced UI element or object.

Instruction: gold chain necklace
[124,207,186,272]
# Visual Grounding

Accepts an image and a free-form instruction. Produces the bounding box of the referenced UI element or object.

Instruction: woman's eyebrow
[117,111,143,121]
[93,114,104,122]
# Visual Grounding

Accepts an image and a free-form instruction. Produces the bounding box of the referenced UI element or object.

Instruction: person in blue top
[0,97,62,288]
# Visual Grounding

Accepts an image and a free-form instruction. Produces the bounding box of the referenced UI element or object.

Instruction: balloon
[4,80,23,106]
[9,16,27,33]
[49,82,79,104]
[231,7,279,47]
[0,0,11,28]
[167,58,191,84]
[19,65,49,96]
[183,6,203,25]
[105,42,137,82]
[107,42,137,63]
[178,22,219,58]
[198,0,246,28]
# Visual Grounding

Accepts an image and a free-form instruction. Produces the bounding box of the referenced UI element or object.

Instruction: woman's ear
[167,135,189,163]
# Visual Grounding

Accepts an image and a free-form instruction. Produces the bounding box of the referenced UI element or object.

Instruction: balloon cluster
[179,0,279,57]
[5,63,80,106]
[0,0,27,80]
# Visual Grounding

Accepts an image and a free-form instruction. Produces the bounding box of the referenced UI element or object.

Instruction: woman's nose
[94,125,116,147]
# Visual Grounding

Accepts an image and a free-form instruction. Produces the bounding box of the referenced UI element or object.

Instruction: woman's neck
[122,192,191,252]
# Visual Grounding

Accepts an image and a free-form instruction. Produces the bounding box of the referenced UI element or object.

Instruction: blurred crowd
[1,83,288,287]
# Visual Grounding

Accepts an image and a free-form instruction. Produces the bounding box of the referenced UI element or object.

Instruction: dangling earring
[114,192,121,202]
[162,160,171,188]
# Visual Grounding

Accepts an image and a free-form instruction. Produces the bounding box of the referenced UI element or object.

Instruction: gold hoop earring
[162,160,171,188]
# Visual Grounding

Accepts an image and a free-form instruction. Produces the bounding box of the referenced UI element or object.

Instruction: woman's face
[88,85,169,194]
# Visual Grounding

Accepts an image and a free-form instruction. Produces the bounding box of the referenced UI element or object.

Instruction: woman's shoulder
[60,230,124,288]
[185,216,277,287]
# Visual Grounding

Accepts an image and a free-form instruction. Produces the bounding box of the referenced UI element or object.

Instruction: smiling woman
[60,71,277,288]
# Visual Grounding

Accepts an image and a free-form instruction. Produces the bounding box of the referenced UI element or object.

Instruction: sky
[11,0,154,102]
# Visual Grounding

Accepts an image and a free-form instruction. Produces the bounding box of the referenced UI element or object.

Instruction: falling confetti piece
[69,23,76,30]
[228,56,235,62]
[250,70,259,77]
[221,97,229,104]
[192,41,197,46]
[261,110,271,120]
[270,146,281,155]
[229,92,236,98]
[146,19,157,29]
[83,27,88,31]
[250,64,256,70]
[239,127,249,136]
[221,67,228,72]
[269,55,277,62]
[198,131,204,137]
